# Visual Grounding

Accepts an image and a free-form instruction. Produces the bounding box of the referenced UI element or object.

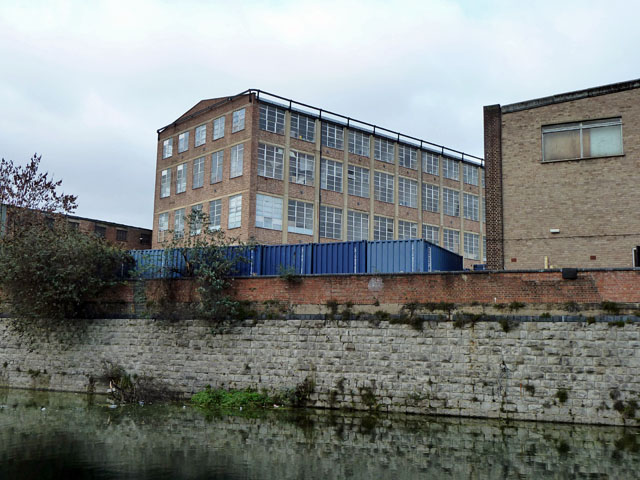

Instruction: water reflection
[1,388,639,479]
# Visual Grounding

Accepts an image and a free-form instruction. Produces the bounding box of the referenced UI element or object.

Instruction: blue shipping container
[129,249,186,279]
[311,241,367,274]
[367,240,428,273]
[426,242,463,272]
[260,244,312,275]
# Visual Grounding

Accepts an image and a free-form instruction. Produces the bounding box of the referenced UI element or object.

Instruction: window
[209,199,221,230]
[193,157,205,189]
[190,204,203,236]
[228,195,242,229]
[423,224,439,245]
[443,228,459,253]
[178,132,189,153]
[398,145,417,169]
[442,157,459,180]
[481,169,485,188]
[348,130,370,157]
[176,163,187,194]
[463,193,479,221]
[288,199,313,235]
[174,208,185,238]
[232,108,245,133]
[213,116,225,140]
[322,122,344,150]
[423,152,439,175]
[116,229,128,242]
[94,225,106,238]
[398,220,417,240]
[160,169,171,198]
[158,213,169,242]
[321,158,343,192]
[348,165,370,198]
[162,138,173,159]
[374,137,394,163]
[348,210,369,241]
[290,113,315,142]
[442,187,459,217]
[463,164,478,186]
[542,118,623,162]
[258,143,284,180]
[259,104,285,134]
[195,125,206,147]
[140,233,151,245]
[374,215,394,241]
[374,171,394,203]
[464,232,479,260]
[319,205,342,239]
[422,183,439,213]
[230,144,244,178]
[398,177,417,208]
[255,194,283,230]
[289,150,315,185]
[211,151,223,184]
[68,221,79,230]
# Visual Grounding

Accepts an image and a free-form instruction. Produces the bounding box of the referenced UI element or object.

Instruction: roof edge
[501,78,640,114]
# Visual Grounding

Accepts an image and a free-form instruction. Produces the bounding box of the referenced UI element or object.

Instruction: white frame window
[174,208,185,238]
[288,199,314,235]
[443,228,459,254]
[321,122,344,150]
[398,220,417,240]
[422,183,439,213]
[289,150,315,186]
[258,143,284,180]
[195,125,206,147]
[542,118,623,162]
[228,194,242,229]
[193,156,205,189]
[230,144,244,178]
[321,158,343,192]
[463,192,479,221]
[158,212,169,242]
[162,138,173,159]
[209,199,221,230]
[232,108,245,133]
[398,177,417,208]
[464,232,480,260]
[319,205,342,239]
[423,151,439,175]
[463,164,478,186]
[190,204,203,236]
[374,215,394,241]
[442,157,459,180]
[348,130,370,157]
[259,103,285,134]
[422,224,439,245]
[256,194,283,231]
[374,171,394,204]
[398,145,417,169]
[442,187,459,217]
[348,210,369,241]
[213,116,225,140]
[347,165,370,198]
[178,132,189,153]
[374,137,395,163]
[211,150,223,184]
[290,113,315,142]
[160,168,171,198]
[176,163,187,194]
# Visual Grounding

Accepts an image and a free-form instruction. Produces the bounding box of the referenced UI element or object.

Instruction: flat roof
[501,78,640,114]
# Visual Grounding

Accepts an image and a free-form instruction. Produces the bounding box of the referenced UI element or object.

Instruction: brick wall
[483,104,503,270]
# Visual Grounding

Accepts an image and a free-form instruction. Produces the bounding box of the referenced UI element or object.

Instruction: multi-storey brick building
[484,78,640,270]
[153,90,486,267]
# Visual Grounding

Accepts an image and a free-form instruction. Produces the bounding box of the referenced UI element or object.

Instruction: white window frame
[193,156,205,189]
[442,157,459,181]
[423,151,439,175]
[209,199,221,230]
[258,143,284,180]
[347,210,369,241]
[422,224,439,246]
[443,228,459,254]
[374,171,394,204]
[230,144,244,178]
[174,208,185,238]
[464,232,480,260]
[162,138,173,159]
[290,113,315,142]
[398,145,417,169]
[347,165,370,198]
[398,177,417,208]
[321,158,343,192]
[256,194,283,231]
[442,187,459,217]
[463,164,478,186]
[398,220,417,240]
[158,212,169,242]
[190,204,203,236]
[463,192,479,222]
[160,168,171,198]
[211,150,223,184]
[178,132,189,153]
[374,215,394,241]
[321,122,344,150]
[176,163,187,194]
[195,125,206,147]
[319,205,342,239]
[228,194,242,229]
[422,183,439,213]
[348,130,370,157]
[232,108,245,133]
[374,137,395,163]
[289,150,315,186]
[259,103,285,134]
[288,199,314,235]
[213,116,225,140]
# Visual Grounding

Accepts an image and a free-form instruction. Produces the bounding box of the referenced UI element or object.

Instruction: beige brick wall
[501,88,640,269]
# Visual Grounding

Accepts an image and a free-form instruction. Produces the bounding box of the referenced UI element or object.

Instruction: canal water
[1,388,639,479]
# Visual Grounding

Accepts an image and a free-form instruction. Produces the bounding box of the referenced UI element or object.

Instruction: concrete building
[153,90,486,267]
[484,78,640,270]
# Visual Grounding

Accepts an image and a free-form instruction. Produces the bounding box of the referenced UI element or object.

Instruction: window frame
[463,163,478,186]
[347,164,370,198]
[319,205,342,239]
[348,130,370,157]
[398,145,417,169]
[397,220,417,240]
[347,210,369,241]
[290,113,315,142]
[541,118,623,162]
[162,138,173,159]
[228,194,242,229]
[232,108,245,133]
[463,192,479,222]
[192,156,205,189]
[255,194,283,231]
[422,182,439,213]
[422,224,439,246]
[442,157,459,181]
[374,137,395,163]
[211,150,223,184]
[373,215,394,241]
[195,124,206,147]
[259,103,285,134]
[289,150,315,186]
[213,116,225,140]
[178,132,189,153]
[160,168,171,198]
[321,158,343,193]
[443,228,459,254]
[176,163,187,194]
[288,199,314,235]
[209,199,222,230]
[174,208,185,238]
[464,232,480,260]
[442,187,460,217]
[374,171,394,204]
[398,177,417,208]
[230,144,244,178]
[321,122,344,150]
[423,151,439,175]
[258,143,284,180]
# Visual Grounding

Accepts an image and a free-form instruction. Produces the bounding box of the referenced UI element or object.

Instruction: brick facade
[483,105,504,270]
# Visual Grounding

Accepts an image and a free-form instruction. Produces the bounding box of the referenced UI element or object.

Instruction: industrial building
[153,90,486,267]
[484,78,640,269]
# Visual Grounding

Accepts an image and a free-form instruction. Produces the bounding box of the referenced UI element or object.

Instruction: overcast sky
[1,0,638,228]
